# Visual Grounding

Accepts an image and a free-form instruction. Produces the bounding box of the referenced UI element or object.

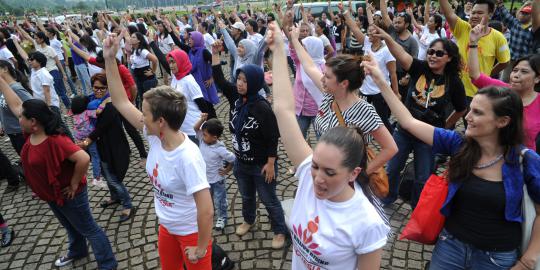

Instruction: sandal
[100,200,120,208]
[119,207,137,223]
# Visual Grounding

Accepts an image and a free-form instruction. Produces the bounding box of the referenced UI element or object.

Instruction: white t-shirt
[145,130,209,236]
[30,67,60,107]
[318,34,331,48]
[290,156,389,270]
[50,38,64,61]
[170,75,203,136]
[247,33,264,45]
[34,43,58,72]
[130,49,151,69]
[157,34,175,55]
[203,33,216,53]
[416,27,447,61]
[88,49,104,77]
[360,39,395,95]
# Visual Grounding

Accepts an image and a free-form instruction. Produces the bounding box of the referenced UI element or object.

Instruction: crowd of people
[0,0,539,269]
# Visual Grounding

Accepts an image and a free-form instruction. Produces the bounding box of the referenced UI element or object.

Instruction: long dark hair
[21,99,64,135]
[79,35,98,53]
[448,87,524,183]
[156,20,170,39]
[432,14,443,38]
[36,31,50,45]
[316,20,330,37]
[133,32,150,56]
[0,60,32,94]
[429,38,462,79]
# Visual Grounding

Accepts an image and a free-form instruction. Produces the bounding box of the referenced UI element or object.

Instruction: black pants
[67,57,77,79]
[0,213,5,225]
[7,133,25,156]
[287,55,296,77]
[364,93,392,132]
[0,148,19,186]
[122,116,148,159]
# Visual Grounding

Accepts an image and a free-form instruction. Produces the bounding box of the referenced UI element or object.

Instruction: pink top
[472,73,539,150]
[290,46,321,117]
[72,110,97,141]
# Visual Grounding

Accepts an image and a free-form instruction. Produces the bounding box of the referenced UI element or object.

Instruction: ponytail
[0,60,32,94]
[22,99,64,136]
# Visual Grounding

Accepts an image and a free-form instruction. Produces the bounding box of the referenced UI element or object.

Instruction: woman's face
[28,58,41,69]
[157,24,165,33]
[92,80,109,99]
[299,25,310,39]
[321,13,327,20]
[510,60,539,93]
[189,35,195,47]
[427,17,437,30]
[367,25,380,43]
[236,72,248,95]
[168,57,178,74]
[311,142,358,201]
[427,42,451,72]
[237,44,246,58]
[130,34,140,48]
[465,94,509,139]
[19,113,34,134]
[315,24,323,35]
[141,100,159,135]
[35,35,44,45]
[321,68,341,94]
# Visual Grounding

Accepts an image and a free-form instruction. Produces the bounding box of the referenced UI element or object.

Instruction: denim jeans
[296,115,316,139]
[47,187,117,270]
[101,161,132,210]
[430,229,518,270]
[383,127,434,208]
[61,60,78,96]
[133,73,158,109]
[74,64,91,95]
[50,69,71,108]
[234,161,287,235]
[210,180,227,221]
[88,142,101,179]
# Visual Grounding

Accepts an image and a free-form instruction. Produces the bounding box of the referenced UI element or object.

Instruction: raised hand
[102,31,123,59]
[290,25,300,41]
[266,22,285,52]
[371,24,392,41]
[361,53,385,82]
[211,39,224,54]
[469,17,490,44]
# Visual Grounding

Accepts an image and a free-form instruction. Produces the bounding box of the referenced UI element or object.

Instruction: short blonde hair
[143,85,187,131]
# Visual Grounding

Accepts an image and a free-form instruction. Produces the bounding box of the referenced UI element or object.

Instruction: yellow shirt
[453,18,511,97]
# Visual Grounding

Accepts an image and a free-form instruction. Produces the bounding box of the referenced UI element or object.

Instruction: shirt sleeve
[38,71,53,86]
[54,135,82,161]
[179,155,210,195]
[471,73,510,89]
[384,48,396,64]
[524,150,540,204]
[217,145,236,163]
[452,17,470,41]
[354,222,388,254]
[407,58,428,78]
[141,49,150,59]
[184,81,204,101]
[432,128,464,156]
[494,32,511,64]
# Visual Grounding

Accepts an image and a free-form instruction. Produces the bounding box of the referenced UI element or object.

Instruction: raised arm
[373,25,413,71]
[343,10,366,45]
[468,17,490,81]
[379,0,393,28]
[0,76,23,117]
[328,0,337,22]
[408,7,424,30]
[218,20,238,59]
[12,38,28,61]
[439,0,459,30]
[289,26,325,92]
[267,22,312,167]
[424,0,431,25]
[362,54,434,146]
[102,32,143,130]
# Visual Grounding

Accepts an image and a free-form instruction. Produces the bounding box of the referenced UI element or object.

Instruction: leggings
[158,225,212,270]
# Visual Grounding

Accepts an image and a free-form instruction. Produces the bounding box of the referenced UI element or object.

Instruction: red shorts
[158,225,212,270]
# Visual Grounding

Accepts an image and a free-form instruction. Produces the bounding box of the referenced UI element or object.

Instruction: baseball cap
[521,6,532,13]
[232,22,246,31]
[374,11,382,17]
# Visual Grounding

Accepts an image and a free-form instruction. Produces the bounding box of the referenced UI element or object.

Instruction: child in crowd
[70,95,106,188]
[194,113,235,230]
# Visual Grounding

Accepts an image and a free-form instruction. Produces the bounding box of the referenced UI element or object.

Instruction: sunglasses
[93,86,108,92]
[427,49,447,57]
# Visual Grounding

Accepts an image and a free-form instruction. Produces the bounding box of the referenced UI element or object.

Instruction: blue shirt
[432,128,540,223]
[70,42,86,65]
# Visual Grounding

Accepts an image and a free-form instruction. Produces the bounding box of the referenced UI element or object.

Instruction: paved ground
[0,65,435,270]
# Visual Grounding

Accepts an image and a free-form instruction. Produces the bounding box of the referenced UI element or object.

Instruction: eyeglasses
[93,86,108,92]
[427,49,447,57]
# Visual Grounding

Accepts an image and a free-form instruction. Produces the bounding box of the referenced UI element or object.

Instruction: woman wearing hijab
[187,31,219,119]
[210,41,287,248]
[166,49,208,145]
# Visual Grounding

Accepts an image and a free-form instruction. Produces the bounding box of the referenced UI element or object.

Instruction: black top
[404,59,467,128]
[212,64,279,165]
[445,174,522,251]
[333,24,344,44]
[533,28,540,55]
[88,102,130,180]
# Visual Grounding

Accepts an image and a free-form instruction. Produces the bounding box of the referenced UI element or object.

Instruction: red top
[88,57,136,102]
[21,135,87,205]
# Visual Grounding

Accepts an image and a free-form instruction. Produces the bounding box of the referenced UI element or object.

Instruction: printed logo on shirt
[148,163,175,207]
[292,216,329,269]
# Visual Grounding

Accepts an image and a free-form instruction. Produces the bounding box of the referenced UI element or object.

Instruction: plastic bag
[399,173,448,244]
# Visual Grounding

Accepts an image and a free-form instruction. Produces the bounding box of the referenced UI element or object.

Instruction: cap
[232,22,246,31]
[521,6,532,13]
[374,10,382,17]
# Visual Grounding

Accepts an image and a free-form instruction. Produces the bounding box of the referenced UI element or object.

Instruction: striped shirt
[314,94,382,141]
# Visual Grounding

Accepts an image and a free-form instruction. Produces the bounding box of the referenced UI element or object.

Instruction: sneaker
[272,234,286,249]
[1,228,14,247]
[54,255,74,267]
[235,222,253,236]
[95,179,107,188]
[215,217,226,231]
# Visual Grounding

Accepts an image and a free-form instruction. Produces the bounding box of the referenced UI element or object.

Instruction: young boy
[194,113,235,230]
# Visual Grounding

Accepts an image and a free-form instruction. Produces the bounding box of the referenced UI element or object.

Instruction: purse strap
[332,101,347,127]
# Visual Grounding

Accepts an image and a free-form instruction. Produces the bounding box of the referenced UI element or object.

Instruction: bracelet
[518,258,533,270]
[468,44,478,48]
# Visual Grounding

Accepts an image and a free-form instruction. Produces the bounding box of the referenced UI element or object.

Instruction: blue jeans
[133,73,158,109]
[74,63,91,95]
[88,142,101,179]
[47,187,117,270]
[61,60,78,95]
[296,115,316,139]
[430,229,518,270]
[234,161,287,235]
[50,69,71,108]
[383,127,434,208]
[101,161,132,210]
[210,180,227,221]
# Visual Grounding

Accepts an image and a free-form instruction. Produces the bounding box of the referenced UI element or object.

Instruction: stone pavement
[0,71,434,270]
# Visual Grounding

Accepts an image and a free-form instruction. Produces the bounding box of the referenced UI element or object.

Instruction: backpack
[212,242,235,270]
[398,161,415,203]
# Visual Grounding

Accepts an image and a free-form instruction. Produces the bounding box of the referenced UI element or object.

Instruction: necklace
[473,154,504,169]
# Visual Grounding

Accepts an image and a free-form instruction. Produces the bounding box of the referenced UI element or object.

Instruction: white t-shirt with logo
[145,130,210,236]
[130,48,151,69]
[290,155,389,270]
[170,75,203,136]
[30,67,60,107]
[360,39,395,95]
